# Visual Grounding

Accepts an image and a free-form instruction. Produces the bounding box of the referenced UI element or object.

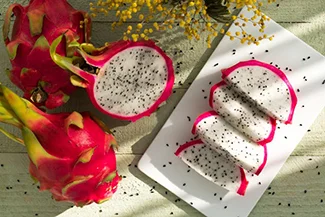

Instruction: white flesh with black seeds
[94,46,168,117]
[211,84,273,143]
[195,115,265,174]
[178,142,244,193]
[224,66,291,122]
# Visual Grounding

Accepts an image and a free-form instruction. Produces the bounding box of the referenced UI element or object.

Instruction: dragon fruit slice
[0,84,120,206]
[221,60,298,124]
[50,36,174,122]
[175,139,249,195]
[192,111,267,175]
[209,81,276,145]
[2,0,91,109]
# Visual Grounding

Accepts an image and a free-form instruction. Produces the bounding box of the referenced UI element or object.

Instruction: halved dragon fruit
[209,81,276,145]
[175,139,249,196]
[221,60,297,124]
[50,36,174,122]
[192,111,267,175]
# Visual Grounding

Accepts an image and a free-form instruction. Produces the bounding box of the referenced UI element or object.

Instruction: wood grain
[0,0,324,217]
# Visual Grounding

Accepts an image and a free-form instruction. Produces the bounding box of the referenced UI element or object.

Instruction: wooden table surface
[0,0,325,216]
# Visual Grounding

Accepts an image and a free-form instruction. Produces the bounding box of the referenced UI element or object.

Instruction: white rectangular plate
[138,8,325,217]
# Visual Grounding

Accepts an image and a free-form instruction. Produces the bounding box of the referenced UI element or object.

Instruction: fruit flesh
[209,81,276,145]
[175,140,248,195]
[192,111,267,175]
[222,60,297,124]
[94,46,169,118]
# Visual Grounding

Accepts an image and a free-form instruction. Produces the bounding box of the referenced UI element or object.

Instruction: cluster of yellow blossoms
[89,0,276,47]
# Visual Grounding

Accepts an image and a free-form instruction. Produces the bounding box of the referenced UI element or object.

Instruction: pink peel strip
[174,139,203,156]
[221,60,297,124]
[255,144,268,176]
[90,40,175,122]
[237,168,249,196]
[257,117,277,146]
[175,139,249,196]
[209,81,227,108]
[210,80,277,145]
[191,110,219,135]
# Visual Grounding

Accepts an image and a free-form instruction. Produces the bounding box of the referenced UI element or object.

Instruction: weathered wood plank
[1,0,324,23]
[0,154,325,217]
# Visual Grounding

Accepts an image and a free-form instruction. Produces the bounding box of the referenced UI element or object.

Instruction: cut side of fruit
[175,139,248,196]
[222,60,297,124]
[192,111,267,175]
[209,81,276,145]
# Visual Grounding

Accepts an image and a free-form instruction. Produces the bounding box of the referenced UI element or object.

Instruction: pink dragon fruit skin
[175,139,249,196]
[2,0,92,109]
[221,60,298,124]
[0,84,120,206]
[209,81,276,145]
[50,36,175,122]
[192,111,267,175]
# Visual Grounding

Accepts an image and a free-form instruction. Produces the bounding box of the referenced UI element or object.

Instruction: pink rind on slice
[209,81,277,145]
[84,40,175,122]
[191,110,218,135]
[175,139,249,196]
[255,144,268,176]
[192,111,267,175]
[221,60,297,124]
[257,118,276,146]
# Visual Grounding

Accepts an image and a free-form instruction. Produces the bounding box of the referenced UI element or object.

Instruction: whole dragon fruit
[0,84,120,206]
[50,35,174,122]
[2,0,91,109]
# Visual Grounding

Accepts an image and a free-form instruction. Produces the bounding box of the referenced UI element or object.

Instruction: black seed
[35,214,38,216]
[170,212,174,215]
[17,180,20,182]
[297,89,300,92]
[265,50,269,52]
[163,165,166,167]
[24,191,27,194]
[166,144,169,147]
[214,63,219,67]
[115,213,119,215]
[300,170,303,173]
[187,116,191,121]
[318,172,321,175]
[303,58,306,61]
[224,206,227,209]
[258,182,261,185]
[288,203,291,207]
[165,191,168,195]
[220,197,222,201]
[183,183,186,186]
[190,202,193,205]
[190,47,194,50]
[304,190,307,193]
[321,199,323,203]
[99,210,102,213]
[278,203,282,205]
[1,164,3,167]
[134,165,138,168]
[322,80,325,85]
[292,212,295,215]
[268,187,272,190]
[209,81,212,85]
[204,96,207,99]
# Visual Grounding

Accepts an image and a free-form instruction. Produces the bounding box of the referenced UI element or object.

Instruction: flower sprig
[89,0,276,47]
